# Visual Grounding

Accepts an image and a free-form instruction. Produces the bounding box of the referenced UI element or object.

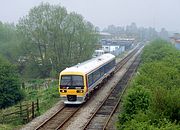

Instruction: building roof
[102,43,121,46]
[175,39,180,43]
[99,32,111,36]
[170,33,180,40]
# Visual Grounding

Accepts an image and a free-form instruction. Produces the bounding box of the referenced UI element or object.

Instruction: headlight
[60,90,67,93]
[76,90,84,93]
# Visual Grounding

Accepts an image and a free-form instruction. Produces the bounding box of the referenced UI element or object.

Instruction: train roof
[61,53,115,74]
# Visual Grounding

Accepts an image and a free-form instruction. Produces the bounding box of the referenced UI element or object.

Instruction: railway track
[82,52,141,130]
[34,45,142,130]
[35,105,81,130]
[115,45,141,72]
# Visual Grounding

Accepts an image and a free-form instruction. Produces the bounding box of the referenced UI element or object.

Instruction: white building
[102,43,125,56]
[170,33,180,50]
[92,50,105,57]
[102,43,124,52]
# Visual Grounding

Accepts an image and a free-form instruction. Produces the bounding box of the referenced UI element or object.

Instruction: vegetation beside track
[117,39,180,129]
[0,2,98,130]
[24,80,60,114]
[0,79,60,130]
[0,55,24,109]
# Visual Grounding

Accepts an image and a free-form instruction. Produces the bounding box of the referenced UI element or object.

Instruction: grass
[0,124,20,130]
[24,80,60,113]
[0,79,60,130]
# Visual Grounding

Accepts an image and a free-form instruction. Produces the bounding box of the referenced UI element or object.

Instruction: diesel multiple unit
[59,53,116,104]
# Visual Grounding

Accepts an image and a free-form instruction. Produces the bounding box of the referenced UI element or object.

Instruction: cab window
[72,75,84,86]
[60,76,71,86]
[60,75,84,88]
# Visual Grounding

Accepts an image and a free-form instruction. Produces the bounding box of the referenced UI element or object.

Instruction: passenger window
[94,70,101,81]
[100,68,104,76]
[88,74,93,86]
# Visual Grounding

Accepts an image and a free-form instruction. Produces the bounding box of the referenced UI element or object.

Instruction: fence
[0,99,39,124]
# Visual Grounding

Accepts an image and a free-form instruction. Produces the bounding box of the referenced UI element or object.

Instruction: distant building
[174,40,180,50]
[101,42,125,56]
[170,33,180,50]
[102,43,120,53]
[101,38,135,51]
[92,50,105,57]
[99,32,112,39]
[98,32,136,55]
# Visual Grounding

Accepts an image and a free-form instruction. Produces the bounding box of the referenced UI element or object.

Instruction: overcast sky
[0,0,179,32]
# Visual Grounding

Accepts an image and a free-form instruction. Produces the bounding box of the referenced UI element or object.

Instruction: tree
[0,55,24,109]
[102,23,168,41]
[17,3,98,78]
[0,22,20,63]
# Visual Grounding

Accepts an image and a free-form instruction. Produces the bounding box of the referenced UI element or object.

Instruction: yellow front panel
[60,89,85,96]
[59,72,87,97]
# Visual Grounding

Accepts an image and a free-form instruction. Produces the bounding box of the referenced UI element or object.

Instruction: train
[59,53,116,104]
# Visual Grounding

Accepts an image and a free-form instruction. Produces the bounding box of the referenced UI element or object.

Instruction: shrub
[152,87,180,122]
[118,86,150,124]
[117,39,180,129]
[123,86,150,114]
[0,56,24,109]
[141,39,174,63]
[135,62,180,90]
[118,111,180,130]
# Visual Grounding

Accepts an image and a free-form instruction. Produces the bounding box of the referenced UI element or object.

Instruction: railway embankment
[117,39,180,129]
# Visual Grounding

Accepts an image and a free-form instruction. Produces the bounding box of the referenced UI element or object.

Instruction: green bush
[152,87,180,122]
[118,86,150,124]
[141,39,175,63]
[135,62,180,89]
[124,86,150,114]
[0,56,24,109]
[118,111,180,130]
[117,39,180,129]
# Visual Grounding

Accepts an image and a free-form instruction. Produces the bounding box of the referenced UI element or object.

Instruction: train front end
[59,72,87,104]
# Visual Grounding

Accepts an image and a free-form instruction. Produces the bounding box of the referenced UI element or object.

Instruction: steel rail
[55,106,81,130]
[35,105,81,130]
[103,54,141,130]
[34,44,142,130]
[115,45,141,72]
[82,46,142,130]
[35,106,66,130]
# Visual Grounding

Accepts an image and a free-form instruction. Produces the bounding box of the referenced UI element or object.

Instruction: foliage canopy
[0,55,24,109]
[17,3,99,78]
[0,22,20,63]
[118,40,180,129]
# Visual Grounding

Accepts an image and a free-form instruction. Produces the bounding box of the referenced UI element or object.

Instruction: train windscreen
[60,75,84,89]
